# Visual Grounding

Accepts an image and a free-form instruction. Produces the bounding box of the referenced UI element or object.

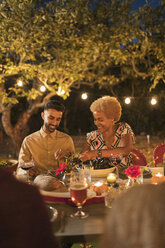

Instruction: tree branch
[131,56,150,78]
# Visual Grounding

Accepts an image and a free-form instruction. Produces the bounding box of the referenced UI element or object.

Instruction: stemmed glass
[70,170,89,219]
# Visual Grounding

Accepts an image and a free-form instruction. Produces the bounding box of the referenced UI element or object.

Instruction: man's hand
[79,151,95,161]
[54,149,69,160]
[28,167,39,177]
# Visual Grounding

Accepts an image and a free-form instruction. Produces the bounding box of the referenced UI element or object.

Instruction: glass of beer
[70,170,89,218]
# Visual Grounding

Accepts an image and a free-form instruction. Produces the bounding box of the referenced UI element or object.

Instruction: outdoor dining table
[42,174,153,244]
[41,175,110,244]
[48,200,109,244]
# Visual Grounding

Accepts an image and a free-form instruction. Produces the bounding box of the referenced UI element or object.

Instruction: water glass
[104,187,120,208]
[104,191,114,208]
[82,166,91,183]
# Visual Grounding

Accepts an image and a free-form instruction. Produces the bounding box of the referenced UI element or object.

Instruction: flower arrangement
[55,162,67,175]
[125,165,141,178]
[47,155,81,178]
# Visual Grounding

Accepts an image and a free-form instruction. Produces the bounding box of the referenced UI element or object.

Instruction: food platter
[91,167,115,178]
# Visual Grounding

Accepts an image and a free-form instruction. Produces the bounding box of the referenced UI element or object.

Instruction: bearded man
[17,100,75,177]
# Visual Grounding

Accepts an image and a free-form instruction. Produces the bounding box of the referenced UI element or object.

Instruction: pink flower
[55,162,66,175]
[125,165,141,178]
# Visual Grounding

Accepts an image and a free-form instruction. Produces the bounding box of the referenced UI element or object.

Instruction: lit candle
[94,181,103,187]
[155,172,163,177]
[107,173,116,184]
[93,181,104,195]
[151,172,165,185]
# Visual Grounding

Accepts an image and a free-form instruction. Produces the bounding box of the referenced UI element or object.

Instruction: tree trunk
[1,107,31,157]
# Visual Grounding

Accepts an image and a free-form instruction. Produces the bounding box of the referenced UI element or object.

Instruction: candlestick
[90,181,108,196]
[151,172,165,185]
[107,173,116,184]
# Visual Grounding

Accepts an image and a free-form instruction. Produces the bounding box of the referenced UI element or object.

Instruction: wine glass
[20,161,34,184]
[70,170,89,218]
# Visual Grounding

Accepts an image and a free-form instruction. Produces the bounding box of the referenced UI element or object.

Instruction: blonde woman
[80,96,135,167]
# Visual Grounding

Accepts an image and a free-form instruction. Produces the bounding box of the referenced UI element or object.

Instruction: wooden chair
[153,144,165,167]
[131,148,147,166]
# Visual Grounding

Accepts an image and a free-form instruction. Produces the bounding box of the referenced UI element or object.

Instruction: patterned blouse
[86,122,135,167]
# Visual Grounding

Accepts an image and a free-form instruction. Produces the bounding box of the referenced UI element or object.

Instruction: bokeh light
[17,80,23,87]
[125,97,131,104]
[151,98,157,105]
[81,92,88,100]
[40,85,46,92]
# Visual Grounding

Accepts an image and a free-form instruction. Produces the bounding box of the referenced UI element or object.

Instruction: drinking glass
[70,170,89,218]
[82,161,92,184]
[105,186,121,208]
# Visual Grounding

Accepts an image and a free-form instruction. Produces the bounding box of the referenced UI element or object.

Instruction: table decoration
[48,155,81,185]
[125,165,142,187]
[90,181,108,196]
[107,173,117,185]
[151,172,165,184]
[151,167,164,177]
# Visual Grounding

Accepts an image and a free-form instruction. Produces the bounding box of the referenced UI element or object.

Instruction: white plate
[40,190,70,198]
[91,167,115,178]
[40,189,96,199]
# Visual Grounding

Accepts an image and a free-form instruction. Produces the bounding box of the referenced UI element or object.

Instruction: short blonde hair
[90,96,122,122]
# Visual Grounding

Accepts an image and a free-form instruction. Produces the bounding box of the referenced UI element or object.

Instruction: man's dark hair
[44,100,65,112]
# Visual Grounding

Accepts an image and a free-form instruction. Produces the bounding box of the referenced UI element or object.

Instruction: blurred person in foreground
[17,100,75,177]
[0,167,58,248]
[80,96,135,168]
[100,183,165,248]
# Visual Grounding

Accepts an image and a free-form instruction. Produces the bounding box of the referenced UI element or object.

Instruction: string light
[57,86,65,96]
[40,85,46,92]
[81,92,88,100]
[17,80,23,87]
[151,97,157,105]
[125,97,131,104]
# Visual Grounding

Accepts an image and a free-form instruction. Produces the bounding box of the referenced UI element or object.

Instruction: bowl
[0,159,18,173]
[91,167,115,178]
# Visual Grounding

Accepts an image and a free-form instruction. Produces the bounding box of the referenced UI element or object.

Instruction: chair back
[131,148,147,166]
[153,144,165,167]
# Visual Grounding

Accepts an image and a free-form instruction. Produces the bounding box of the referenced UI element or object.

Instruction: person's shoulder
[56,130,72,139]
[23,130,40,142]
[118,121,129,126]
[117,122,132,129]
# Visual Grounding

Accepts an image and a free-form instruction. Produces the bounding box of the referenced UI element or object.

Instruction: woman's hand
[80,151,96,161]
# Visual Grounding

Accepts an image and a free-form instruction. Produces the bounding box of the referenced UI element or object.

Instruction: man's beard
[45,123,58,133]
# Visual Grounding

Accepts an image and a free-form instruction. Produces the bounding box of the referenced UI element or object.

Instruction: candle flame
[94,181,103,187]
[155,172,163,177]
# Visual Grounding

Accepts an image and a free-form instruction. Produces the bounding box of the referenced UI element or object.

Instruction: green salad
[0,160,14,168]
